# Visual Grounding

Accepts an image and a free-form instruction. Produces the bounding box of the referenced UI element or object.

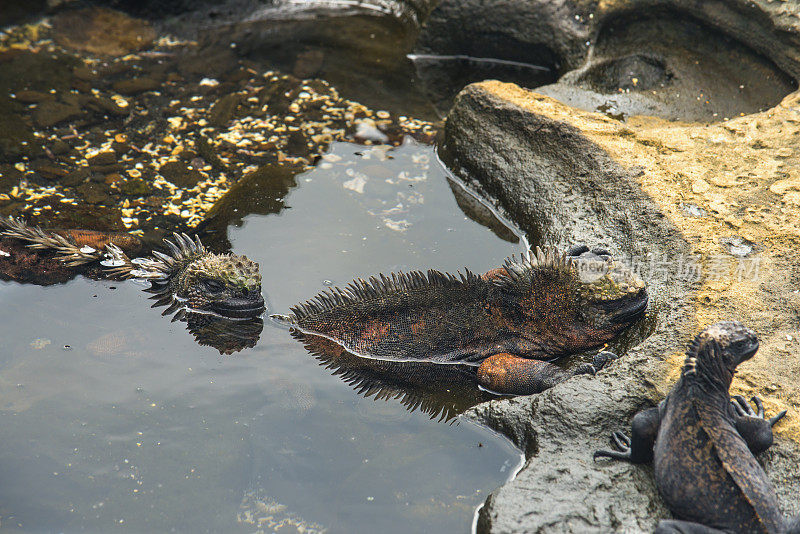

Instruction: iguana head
[683,321,759,380]
[173,252,265,319]
[106,233,266,320]
[500,246,648,355]
[569,246,648,330]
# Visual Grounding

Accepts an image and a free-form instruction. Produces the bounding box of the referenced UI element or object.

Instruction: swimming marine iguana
[1,215,265,321]
[273,246,648,395]
[594,321,800,534]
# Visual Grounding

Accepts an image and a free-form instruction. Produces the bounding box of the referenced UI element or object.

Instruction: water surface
[0,141,525,532]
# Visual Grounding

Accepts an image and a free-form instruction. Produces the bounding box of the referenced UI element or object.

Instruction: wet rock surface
[0,0,47,27]
[87,0,438,24]
[51,7,156,56]
[442,80,800,532]
[416,0,800,120]
[543,8,797,122]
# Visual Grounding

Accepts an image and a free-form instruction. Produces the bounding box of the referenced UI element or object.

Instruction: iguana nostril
[568,244,590,256]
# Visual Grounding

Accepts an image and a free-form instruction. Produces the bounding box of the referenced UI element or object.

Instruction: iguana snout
[188,285,266,319]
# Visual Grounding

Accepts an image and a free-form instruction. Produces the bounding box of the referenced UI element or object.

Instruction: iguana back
[283,248,647,366]
[655,387,783,533]
[290,269,525,364]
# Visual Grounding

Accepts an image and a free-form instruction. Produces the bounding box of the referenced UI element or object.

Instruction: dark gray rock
[100,0,437,26]
[441,82,800,532]
[415,0,800,120]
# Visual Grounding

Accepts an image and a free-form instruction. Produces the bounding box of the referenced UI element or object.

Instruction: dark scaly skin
[276,246,648,395]
[110,233,266,320]
[595,322,800,534]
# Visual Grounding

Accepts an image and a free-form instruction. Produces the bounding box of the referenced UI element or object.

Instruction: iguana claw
[594,431,632,461]
[732,395,786,427]
[769,410,788,427]
[575,351,617,376]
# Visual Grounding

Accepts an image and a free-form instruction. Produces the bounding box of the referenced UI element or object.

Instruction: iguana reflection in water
[0,216,265,355]
[293,329,496,422]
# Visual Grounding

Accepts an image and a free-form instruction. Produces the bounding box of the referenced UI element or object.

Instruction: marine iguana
[273,245,648,395]
[594,321,800,534]
[1,215,265,319]
[1,216,266,352]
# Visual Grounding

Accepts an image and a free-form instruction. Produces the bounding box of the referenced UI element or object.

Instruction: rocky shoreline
[443,80,800,532]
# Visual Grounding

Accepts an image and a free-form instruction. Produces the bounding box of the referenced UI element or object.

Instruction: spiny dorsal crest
[1,216,103,266]
[102,233,206,280]
[682,335,703,377]
[492,246,575,289]
[158,232,206,264]
[289,268,483,321]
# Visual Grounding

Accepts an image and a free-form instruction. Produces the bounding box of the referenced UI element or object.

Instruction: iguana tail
[269,313,298,327]
[0,216,102,266]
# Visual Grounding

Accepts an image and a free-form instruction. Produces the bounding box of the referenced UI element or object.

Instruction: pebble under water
[0,141,525,533]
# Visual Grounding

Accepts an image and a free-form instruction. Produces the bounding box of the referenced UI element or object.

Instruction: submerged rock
[441,80,800,531]
[50,7,156,56]
[0,13,435,238]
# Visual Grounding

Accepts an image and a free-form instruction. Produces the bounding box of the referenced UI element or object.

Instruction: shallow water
[0,141,526,532]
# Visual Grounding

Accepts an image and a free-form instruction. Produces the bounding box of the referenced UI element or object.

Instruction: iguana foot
[593,431,632,461]
[731,395,763,418]
[732,395,787,427]
[567,244,612,260]
[654,519,728,533]
[574,350,617,376]
[567,244,590,256]
[731,395,785,454]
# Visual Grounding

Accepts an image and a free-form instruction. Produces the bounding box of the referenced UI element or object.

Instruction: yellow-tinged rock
[691,179,710,193]
[770,177,800,195]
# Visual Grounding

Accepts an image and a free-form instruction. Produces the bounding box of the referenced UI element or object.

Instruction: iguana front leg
[476,351,613,395]
[730,395,787,455]
[594,405,662,463]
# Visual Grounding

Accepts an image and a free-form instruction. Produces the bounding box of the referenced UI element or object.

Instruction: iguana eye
[203,279,225,293]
